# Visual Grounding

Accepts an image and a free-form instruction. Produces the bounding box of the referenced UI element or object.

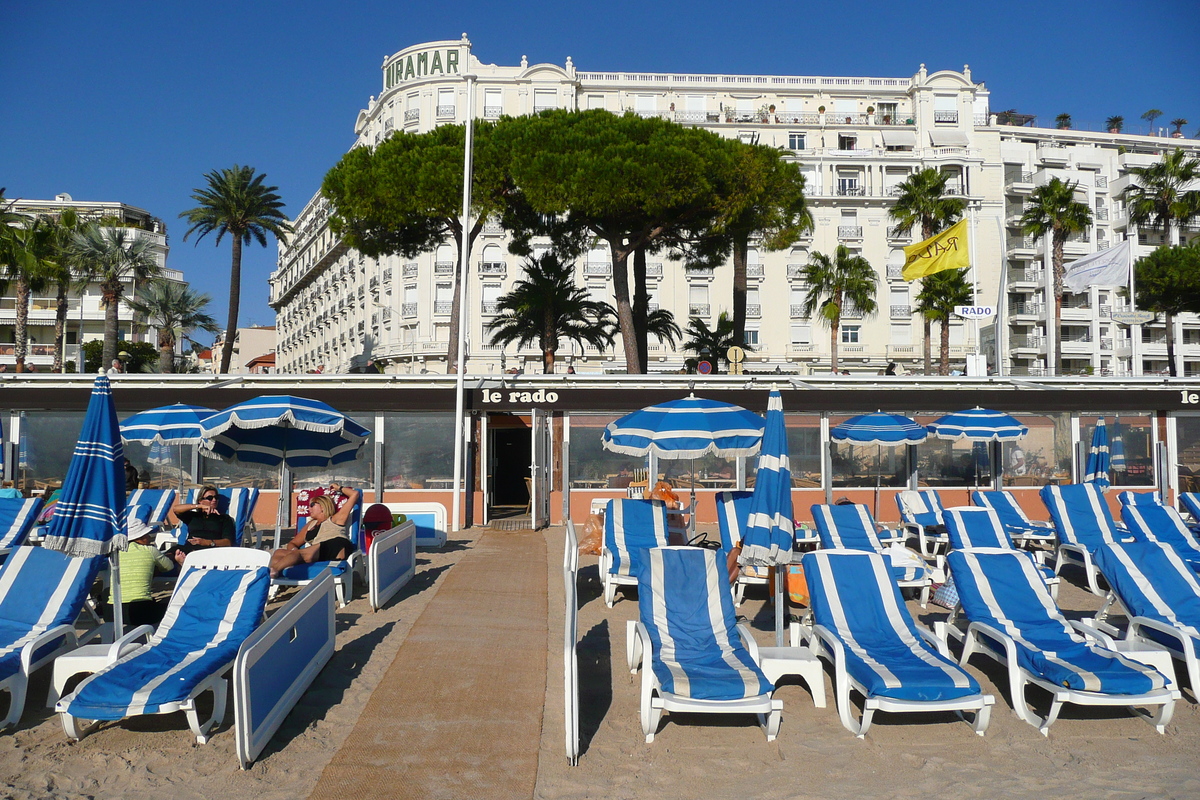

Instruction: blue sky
[3,0,1197,341]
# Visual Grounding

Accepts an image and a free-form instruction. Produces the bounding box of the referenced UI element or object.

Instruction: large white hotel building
[270,37,1200,377]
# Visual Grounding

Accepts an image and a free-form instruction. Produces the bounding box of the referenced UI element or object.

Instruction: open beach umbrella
[1085,417,1111,490]
[927,407,1029,490]
[200,396,370,547]
[121,403,215,489]
[831,412,927,514]
[42,376,128,633]
[602,395,764,533]
[739,389,794,645]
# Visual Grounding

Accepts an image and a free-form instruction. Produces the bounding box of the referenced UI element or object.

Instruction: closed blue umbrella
[1085,417,1111,490]
[200,396,371,547]
[42,376,129,633]
[739,390,793,646]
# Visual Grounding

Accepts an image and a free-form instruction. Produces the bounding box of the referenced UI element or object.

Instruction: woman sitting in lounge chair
[169,484,235,566]
[269,484,360,578]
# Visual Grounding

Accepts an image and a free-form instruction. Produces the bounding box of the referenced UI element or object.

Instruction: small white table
[757,645,827,708]
[1110,641,1178,689]
[48,644,114,706]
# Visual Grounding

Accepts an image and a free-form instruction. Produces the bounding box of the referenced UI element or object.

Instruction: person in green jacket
[114,515,174,628]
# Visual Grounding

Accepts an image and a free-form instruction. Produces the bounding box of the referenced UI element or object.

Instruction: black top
[124,463,139,491]
[177,509,236,544]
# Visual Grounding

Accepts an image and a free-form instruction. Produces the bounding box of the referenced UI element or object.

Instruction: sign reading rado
[385,48,461,90]
[481,389,559,405]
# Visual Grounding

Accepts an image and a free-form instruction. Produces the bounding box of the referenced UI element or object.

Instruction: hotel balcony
[933,110,959,124]
[478,261,506,275]
[481,302,499,315]
[404,109,419,124]
[1007,267,1045,287]
[583,262,611,277]
[434,302,452,315]
[746,304,761,318]
[1005,172,1035,195]
[890,304,911,318]
[790,304,809,318]
[887,344,918,359]
[1036,144,1070,165]
[403,262,418,278]
[747,263,765,278]
[436,105,456,119]
[787,343,817,356]
[838,225,864,239]
[483,106,502,119]
[1007,236,1038,257]
[1011,335,1046,352]
[1009,301,1045,318]
[689,304,710,317]
[434,260,455,275]
[646,261,663,277]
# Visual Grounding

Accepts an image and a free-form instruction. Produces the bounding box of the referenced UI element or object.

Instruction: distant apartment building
[269,38,1200,376]
[209,326,277,374]
[3,193,185,371]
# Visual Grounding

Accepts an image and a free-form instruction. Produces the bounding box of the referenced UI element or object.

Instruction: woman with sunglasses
[168,485,236,565]
[269,483,360,578]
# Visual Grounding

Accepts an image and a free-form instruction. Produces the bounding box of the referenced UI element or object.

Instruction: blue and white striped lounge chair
[0,497,44,558]
[627,546,781,742]
[1092,539,1200,694]
[1178,492,1200,532]
[274,501,363,608]
[126,489,177,526]
[56,548,271,744]
[1117,491,1162,507]
[171,487,261,548]
[1041,483,1134,596]
[897,489,950,557]
[943,507,1059,598]
[715,491,769,606]
[811,503,931,606]
[803,549,993,737]
[971,490,1056,545]
[600,499,670,608]
[0,546,103,730]
[948,547,1177,735]
[1120,502,1200,572]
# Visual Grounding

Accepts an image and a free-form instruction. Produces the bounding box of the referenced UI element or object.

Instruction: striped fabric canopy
[200,396,370,468]
[927,407,1028,442]
[831,412,927,445]
[601,395,763,459]
[41,376,127,557]
[1085,417,1111,489]
[740,390,794,567]
[120,403,215,445]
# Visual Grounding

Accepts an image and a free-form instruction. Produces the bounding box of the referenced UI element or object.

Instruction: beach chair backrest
[1180,493,1200,522]
[1039,484,1122,550]
[1093,539,1200,638]
[810,503,883,552]
[0,546,102,631]
[972,490,1034,526]
[1118,491,1162,507]
[636,546,772,700]
[297,500,363,553]
[947,547,1075,640]
[897,490,944,527]
[0,497,44,550]
[127,489,177,524]
[715,491,754,550]
[1120,503,1200,553]
[604,499,669,577]
[944,507,1013,550]
[803,549,980,695]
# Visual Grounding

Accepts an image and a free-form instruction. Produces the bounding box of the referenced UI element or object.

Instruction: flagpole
[969,203,980,370]
[1127,234,1142,377]
[451,34,474,534]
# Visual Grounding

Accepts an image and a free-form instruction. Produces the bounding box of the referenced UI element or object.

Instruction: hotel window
[833,99,857,123]
[434,323,449,341]
[435,283,453,314]
[744,328,760,346]
[790,324,811,345]
[635,95,657,115]
[534,89,557,112]
[746,287,761,317]
[790,286,808,315]
[437,88,455,118]
[689,285,710,315]
[890,322,911,342]
[841,326,860,344]
[950,323,965,345]
[587,94,605,110]
[837,134,857,151]
[934,95,958,123]
[788,132,806,151]
[735,98,754,121]
[484,88,502,118]
[481,284,501,312]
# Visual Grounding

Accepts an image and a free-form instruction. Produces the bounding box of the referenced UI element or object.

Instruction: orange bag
[578,514,603,556]
[649,481,681,509]
[786,564,809,607]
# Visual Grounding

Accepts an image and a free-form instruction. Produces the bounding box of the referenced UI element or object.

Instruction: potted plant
[1142,108,1162,134]
[1106,115,1124,134]
[1055,113,1072,130]
[1171,118,1188,138]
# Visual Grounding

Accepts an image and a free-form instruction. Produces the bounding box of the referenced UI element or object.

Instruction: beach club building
[5,372,1200,532]
[270,37,1200,379]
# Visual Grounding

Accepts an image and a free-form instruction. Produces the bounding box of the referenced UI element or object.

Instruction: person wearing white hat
[113,512,174,628]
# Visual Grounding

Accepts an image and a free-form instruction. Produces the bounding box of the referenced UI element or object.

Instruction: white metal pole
[969,204,980,366]
[451,37,475,534]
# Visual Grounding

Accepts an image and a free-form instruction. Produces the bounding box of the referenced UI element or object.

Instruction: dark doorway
[491,427,531,508]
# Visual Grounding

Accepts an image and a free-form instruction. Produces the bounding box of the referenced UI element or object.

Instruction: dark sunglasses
[201,495,218,501]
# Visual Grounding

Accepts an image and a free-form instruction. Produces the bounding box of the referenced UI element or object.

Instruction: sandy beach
[2,525,1200,799]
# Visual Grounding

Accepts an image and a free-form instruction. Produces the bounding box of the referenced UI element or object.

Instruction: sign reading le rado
[385,47,461,90]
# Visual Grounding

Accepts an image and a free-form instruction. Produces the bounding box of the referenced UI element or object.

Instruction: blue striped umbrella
[601,395,764,460]
[1085,417,1111,490]
[42,377,126,557]
[927,407,1028,442]
[831,412,927,445]
[200,396,370,469]
[120,403,215,445]
[147,440,174,466]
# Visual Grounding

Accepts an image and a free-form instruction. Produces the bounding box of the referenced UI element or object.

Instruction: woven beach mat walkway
[309,530,548,800]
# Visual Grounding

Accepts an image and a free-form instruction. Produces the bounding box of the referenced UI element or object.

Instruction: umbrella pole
[110,552,124,640]
[275,462,285,550]
[775,565,785,647]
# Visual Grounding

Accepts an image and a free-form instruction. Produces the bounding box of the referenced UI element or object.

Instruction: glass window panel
[1080,413,1154,487]
[16,411,84,492]
[383,413,456,489]
[829,414,911,488]
[1177,416,1200,493]
[996,412,1074,487]
[785,414,822,487]
[567,414,643,488]
[912,412,995,488]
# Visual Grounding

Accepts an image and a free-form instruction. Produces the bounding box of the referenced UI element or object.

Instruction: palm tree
[70,225,162,368]
[125,280,221,373]
[1142,109,1163,134]
[1021,177,1093,376]
[43,208,85,372]
[179,166,292,374]
[887,168,966,373]
[1055,113,1072,130]
[486,253,617,374]
[799,245,878,372]
[681,311,745,372]
[1122,149,1200,247]
[1106,115,1124,134]
[645,307,682,352]
[1,215,54,373]
[1171,118,1189,137]
[914,269,973,375]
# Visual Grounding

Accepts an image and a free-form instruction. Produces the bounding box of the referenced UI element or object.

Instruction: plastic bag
[578,514,603,556]
[786,563,810,606]
[649,481,681,509]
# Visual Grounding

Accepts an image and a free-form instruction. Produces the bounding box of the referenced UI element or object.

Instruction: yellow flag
[901,218,970,281]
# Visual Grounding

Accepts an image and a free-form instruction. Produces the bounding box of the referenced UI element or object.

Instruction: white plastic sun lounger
[600,499,670,608]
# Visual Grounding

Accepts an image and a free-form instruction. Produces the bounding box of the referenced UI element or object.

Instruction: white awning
[881,129,917,147]
[929,129,970,147]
